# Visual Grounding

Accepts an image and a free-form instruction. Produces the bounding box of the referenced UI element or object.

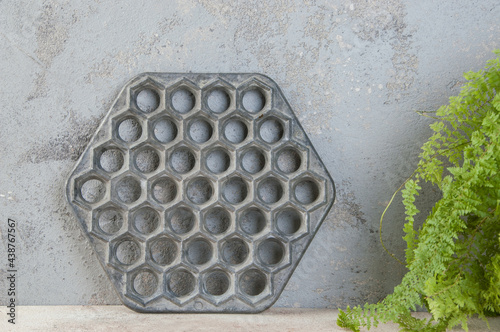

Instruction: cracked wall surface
[0,0,498,308]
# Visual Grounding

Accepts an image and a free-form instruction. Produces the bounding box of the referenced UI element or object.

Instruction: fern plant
[338,51,500,331]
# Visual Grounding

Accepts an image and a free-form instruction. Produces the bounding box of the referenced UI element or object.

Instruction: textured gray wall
[0,0,498,307]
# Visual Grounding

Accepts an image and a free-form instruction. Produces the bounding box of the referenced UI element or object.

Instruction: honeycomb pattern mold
[66,73,335,313]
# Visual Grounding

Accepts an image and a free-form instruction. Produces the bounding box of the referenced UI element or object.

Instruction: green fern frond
[337,308,361,332]
[337,50,500,332]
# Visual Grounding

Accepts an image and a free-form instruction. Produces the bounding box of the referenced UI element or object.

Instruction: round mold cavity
[136,88,160,113]
[276,208,302,235]
[153,117,178,143]
[207,88,230,113]
[204,270,230,296]
[239,269,267,296]
[223,118,248,144]
[134,147,160,173]
[204,207,231,235]
[206,148,230,174]
[187,177,213,205]
[168,269,196,297]
[115,239,141,265]
[133,270,158,297]
[99,148,124,173]
[170,147,196,174]
[80,178,106,204]
[242,88,265,113]
[150,237,177,266]
[133,206,160,235]
[294,179,320,205]
[117,117,142,143]
[172,88,195,114]
[222,177,248,204]
[258,238,285,266]
[221,238,249,265]
[239,207,266,235]
[188,118,213,144]
[257,177,284,204]
[186,238,212,265]
[276,147,301,174]
[241,147,266,174]
[97,207,123,235]
[169,207,195,235]
[152,177,177,204]
[115,176,142,204]
[259,117,284,144]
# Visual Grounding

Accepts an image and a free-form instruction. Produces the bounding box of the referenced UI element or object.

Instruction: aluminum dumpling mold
[66,73,335,313]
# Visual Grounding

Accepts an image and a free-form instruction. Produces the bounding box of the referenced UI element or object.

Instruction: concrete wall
[0,0,498,307]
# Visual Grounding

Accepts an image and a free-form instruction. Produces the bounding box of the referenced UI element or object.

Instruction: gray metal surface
[66,73,334,313]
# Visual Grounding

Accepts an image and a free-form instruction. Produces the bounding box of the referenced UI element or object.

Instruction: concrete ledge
[1,306,499,331]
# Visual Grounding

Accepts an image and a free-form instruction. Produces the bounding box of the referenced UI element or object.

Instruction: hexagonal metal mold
[66,73,335,313]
